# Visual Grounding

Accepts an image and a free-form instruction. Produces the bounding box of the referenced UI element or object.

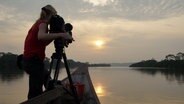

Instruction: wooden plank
[20,86,65,104]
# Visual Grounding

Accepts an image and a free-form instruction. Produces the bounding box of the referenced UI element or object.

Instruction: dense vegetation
[130,52,184,83]
[0,52,87,81]
[0,52,19,69]
[0,52,86,70]
[88,63,111,67]
[0,52,24,81]
[130,52,184,69]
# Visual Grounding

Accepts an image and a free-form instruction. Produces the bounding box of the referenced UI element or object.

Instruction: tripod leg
[45,57,54,90]
[62,52,80,104]
[49,57,54,75]
[53,58,61,82]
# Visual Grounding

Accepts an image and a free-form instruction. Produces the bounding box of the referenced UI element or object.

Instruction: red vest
[23,20,49,60]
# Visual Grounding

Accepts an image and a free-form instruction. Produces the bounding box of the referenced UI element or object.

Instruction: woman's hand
[62,32,74,41]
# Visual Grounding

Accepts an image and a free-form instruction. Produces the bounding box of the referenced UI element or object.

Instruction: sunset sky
[0,0,184,63]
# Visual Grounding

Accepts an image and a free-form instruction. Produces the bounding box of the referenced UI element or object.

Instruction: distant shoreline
[88,63,111,67]
[130,59,184,69]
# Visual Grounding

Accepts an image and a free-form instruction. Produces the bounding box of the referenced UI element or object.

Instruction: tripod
[46,47,80,104]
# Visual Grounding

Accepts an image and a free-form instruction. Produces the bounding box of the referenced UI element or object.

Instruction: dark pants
[23,56,49,99]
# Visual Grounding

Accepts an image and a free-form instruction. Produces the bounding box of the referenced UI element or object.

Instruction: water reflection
[95,84,105,97]
[0,68,24,82]
[132,67,184,84]
[0,66,77,82]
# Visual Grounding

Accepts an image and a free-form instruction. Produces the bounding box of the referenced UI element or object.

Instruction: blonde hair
[39,5,57,21]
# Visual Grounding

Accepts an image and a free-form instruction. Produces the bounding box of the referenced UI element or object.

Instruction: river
[0,67,184,104]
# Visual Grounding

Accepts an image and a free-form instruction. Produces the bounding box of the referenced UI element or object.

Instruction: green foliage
[130,59,157,67]
[0,52,24,81]
[88,63,111,67]
[0,52,88,81]
[130,52,184,69]
[0,52,19,70]
[0,52,87,71]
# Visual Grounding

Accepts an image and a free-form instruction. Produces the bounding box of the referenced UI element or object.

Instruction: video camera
[64,23,73,45]
[49,15,73,53]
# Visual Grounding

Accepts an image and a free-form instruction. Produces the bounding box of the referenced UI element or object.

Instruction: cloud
[72,0,183,21]
[72,14,184,40]
[83,0,114,6]
[1,0,184,21]
[0,5,15,21]
[66,14,184,62]
[0,0,184,62]
[0,4,33,54]
[0,4,33,33]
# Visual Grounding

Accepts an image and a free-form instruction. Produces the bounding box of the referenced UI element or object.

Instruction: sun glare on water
[95,85,105,97]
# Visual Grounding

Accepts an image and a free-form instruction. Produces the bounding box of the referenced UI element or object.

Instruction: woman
[23,5,72,99]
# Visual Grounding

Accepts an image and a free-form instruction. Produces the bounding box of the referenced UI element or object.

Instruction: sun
[94,40,105,48]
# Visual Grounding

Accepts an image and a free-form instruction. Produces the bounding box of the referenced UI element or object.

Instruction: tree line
[130,52,184,69]
[0,52,86,71]
[0,52,87,82]
[0,52,24,81]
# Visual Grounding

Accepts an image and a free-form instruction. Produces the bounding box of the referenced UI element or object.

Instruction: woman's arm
[38,23,72,41]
